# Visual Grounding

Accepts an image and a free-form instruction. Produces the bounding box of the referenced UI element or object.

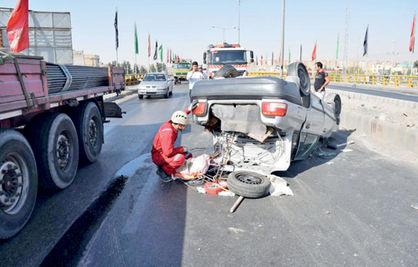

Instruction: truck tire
[287,62,311,96]
[227,171,271,198]
[29,113,79,191]
[73,102,104,164]
[214,65,239,78]
[0,129,38,239]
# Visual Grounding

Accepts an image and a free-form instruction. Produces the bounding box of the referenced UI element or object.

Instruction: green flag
[134,23,139,54]
[336,33,339,60]
[159,45,163,62]
[288,49,291,63]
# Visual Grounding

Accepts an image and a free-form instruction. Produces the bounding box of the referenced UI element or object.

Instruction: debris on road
[268,175,293,196]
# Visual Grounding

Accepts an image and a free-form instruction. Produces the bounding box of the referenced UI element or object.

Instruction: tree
[414,60,418,68]
[139,66,147,75]
[133,64,140,74]
[156,63,167,72]
[149,64,156,72]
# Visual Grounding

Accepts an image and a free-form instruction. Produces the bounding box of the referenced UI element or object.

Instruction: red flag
[410,13,416,52]
[260,56,263,65]
[312,41,317,61]
[7,0,29,52]
[148,33,151,57]
[166,48,169,63]
[278,53,281,65]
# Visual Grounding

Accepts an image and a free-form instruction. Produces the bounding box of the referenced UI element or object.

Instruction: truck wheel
[73,102,104,164]
[214,64,239,78]
[227,171,271,198]
[287,62,311,96]
[29,113,79,191]
[0,129,38,239]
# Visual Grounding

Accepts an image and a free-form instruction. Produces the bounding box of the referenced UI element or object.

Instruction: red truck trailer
[0,50,125,239]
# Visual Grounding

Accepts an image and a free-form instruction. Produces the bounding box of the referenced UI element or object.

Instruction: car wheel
[28,113,79,191]
[214,65,239,78]
[0,129,38,239]
[164,89,169,98]
[287,62,311,96]
[138,95,143,99]
[227,171,271,198]
[73,102,103,164]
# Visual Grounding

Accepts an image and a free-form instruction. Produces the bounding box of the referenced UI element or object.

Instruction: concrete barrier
[327,88,418,156]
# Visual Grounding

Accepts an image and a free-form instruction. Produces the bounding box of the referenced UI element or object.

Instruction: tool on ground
[230,196,244,213]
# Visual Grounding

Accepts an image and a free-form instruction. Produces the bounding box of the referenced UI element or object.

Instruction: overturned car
[190,62,341,175]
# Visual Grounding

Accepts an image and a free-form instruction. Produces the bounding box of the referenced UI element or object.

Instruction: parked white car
[138,72,174,99]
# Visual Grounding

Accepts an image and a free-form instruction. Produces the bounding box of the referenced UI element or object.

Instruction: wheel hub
[236,174,262,185]
[56,134,71,169]
[0,161,23,213]
[88,118,98,147]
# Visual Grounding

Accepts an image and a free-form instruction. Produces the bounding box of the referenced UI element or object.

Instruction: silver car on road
[138,72,174,99]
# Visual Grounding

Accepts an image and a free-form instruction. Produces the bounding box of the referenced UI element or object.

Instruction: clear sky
[2,0,417,65]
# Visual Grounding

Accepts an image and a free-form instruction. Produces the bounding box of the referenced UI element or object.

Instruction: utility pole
[238,0,241,44]
[280,0,285,78]
[343,0,350,72]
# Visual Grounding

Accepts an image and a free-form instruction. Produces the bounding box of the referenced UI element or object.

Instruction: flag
[260,56,263,65]
[114,10,119,49]
[271,52,274,65]
[410,13,416,52]
[134,23,139,54]
[279,53,281,65]
[167,48,169,63]
[7,0,29,52]
[363,26,368,56]
[148,33,151,57]
[256,56,258,65]
[288,49,291,63]
[153,41,158,60]
[159,45,163,62]
[312,41,317,61]
[336,33,340,60]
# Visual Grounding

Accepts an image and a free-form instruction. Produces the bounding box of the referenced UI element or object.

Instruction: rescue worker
[186,61,205,101]
[151,102,197,182]
[313,62,330,97]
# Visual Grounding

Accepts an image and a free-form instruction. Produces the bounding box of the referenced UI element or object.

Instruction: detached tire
[29,113,79,191]
[214,64,239,78]
[73,102,104,164]
[0,129,38,239]
[227,171,271,198]
[287,62,311,96]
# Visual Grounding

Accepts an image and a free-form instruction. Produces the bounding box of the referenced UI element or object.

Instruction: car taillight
[262,102,287,117]
[192,102,207,116]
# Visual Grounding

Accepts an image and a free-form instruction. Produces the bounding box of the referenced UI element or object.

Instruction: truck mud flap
[103,102,123,118]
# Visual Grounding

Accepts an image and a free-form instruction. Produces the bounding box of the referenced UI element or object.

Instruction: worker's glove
[188,100,198,112]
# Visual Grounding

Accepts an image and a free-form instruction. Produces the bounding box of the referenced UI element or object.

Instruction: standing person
[151,102,198,182]
[313,62,330,97]
[187,61,205,101]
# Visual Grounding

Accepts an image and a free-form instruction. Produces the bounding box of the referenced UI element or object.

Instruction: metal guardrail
[124,74,144,85]
[247,72,418,88]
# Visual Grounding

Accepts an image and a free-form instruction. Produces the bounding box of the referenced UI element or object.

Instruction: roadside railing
[247,72,418,88]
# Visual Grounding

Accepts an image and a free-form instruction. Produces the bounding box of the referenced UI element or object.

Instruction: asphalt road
[1,84,417,266]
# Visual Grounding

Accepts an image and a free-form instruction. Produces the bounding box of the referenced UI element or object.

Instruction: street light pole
[280,0,285,78]
[238,0,241,44]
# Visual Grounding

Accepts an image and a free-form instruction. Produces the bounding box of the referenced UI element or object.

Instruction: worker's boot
[156,167,172,183]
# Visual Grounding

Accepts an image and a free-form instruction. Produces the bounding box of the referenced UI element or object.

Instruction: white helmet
[171,111,189,125]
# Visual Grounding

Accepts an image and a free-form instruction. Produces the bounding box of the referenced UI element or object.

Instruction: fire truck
[203,43,254,78]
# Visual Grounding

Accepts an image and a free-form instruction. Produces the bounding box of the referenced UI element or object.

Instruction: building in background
[0,7,73,64]
[73,50,100,67]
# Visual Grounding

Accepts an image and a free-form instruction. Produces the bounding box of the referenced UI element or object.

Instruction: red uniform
[151,111,191,175]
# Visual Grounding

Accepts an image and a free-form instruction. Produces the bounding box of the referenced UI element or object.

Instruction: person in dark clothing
[313,62,330,97]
